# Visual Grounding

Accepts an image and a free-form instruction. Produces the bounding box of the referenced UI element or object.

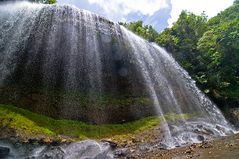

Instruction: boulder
[0,146,10,158]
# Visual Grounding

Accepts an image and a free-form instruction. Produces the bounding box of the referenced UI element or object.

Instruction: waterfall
[0,1,235,148]
[120,27,234,147]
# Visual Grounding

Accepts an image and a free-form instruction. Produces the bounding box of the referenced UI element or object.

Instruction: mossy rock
[0,104,160,141]
[0,104,192,142]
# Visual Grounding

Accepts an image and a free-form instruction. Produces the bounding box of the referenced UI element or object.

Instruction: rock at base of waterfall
[0,146,10,158]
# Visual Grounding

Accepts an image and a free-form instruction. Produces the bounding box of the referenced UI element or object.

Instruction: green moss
[0,104,159,140]
[0,104,193,141]
[0,107,54,136]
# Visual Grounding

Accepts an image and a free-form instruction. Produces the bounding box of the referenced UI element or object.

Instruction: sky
[57,0,234,32]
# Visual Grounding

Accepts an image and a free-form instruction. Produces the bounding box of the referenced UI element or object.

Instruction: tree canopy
[121,0,239,108]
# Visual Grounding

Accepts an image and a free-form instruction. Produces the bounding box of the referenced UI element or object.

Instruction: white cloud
[58,0,235,29]
[88,0,168,21]
[168,0,234,27]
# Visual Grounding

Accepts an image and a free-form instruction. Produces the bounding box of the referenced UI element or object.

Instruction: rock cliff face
[0,3,155,123]
[0,2,235,147]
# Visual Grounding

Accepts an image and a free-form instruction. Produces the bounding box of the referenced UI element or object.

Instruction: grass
[0,104,192,141]
[0,104,160,140]
[0,106,54,136]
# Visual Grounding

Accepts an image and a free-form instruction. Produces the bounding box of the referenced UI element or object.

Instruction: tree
[121,2,239,109]
[120,21,158,42]
[197,1,239,101]
[156,2,239,107]
[156,11,208,74]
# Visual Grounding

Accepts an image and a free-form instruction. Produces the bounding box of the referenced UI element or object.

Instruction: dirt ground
[1,123,239,159]
[111,126,239,159]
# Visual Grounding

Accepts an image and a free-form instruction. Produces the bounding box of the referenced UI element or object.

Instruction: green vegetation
[0,104,159,140]
[0,104,192,140]
[32,0,57,4]
[121,0,239,108]
[47,0,56,4]
[119,21,158,42]
[31,0,57,4]
[164,113,191,122]
[157,11,208,74]
[0,106,54,136]
[196,1,239,102]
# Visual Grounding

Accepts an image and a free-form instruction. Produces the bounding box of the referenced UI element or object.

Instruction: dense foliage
[119,21,158,42]
[122,1,239,109]
[157,11,208,73]
[196,2,239,105]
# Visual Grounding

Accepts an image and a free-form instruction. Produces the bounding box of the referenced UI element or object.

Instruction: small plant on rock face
[163,113,191,122]
[44,0,57,4]
[47,0,56,4]
[27,0,57,4]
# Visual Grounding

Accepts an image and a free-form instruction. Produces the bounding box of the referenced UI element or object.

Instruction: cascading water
[0,139,113,159]
[121,28,234,147]
[0,1,235,154]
